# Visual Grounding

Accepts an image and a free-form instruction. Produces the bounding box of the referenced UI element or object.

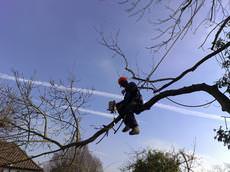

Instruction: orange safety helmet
[118,76,128,85]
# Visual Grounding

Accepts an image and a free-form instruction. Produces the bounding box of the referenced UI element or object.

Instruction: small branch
[99,31,137,78]
[211,16,230,50]
[133,76,175,83]
[166,97,216,108]
[9,121,63,148]
[154,41,230,93]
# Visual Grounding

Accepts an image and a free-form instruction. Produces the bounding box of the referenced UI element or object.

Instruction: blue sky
[0,0,229,171]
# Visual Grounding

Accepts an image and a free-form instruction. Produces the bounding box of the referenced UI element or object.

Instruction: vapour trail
[0,72,224,121]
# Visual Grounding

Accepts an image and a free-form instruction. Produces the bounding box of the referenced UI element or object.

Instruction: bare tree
[0,0,230,164]
[48,146,103,172]
[0,72,93,162]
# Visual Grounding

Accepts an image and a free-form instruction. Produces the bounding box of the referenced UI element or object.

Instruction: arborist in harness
[116,76,143,135]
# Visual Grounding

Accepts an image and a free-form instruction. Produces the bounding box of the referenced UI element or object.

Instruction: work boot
[129,126,140,135]
[122,126,130,132]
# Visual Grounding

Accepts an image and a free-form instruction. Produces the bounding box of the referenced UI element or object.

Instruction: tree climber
[116,76,143,135]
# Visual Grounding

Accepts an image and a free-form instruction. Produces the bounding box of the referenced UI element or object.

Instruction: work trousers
[116,102,138,128]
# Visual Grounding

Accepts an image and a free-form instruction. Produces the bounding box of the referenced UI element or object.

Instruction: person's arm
[121,91,132,105]
[116,90,132,109]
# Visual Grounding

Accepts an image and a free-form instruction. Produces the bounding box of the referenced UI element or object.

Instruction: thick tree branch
[57,84,230,152]
[63,115,122,149]
[142,83,230,114]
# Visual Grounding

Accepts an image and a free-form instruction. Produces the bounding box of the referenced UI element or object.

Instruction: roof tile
[0,140,43,171]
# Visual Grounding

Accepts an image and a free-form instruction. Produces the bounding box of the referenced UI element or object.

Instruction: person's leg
[124,112,138,128]
[116,105,131,132]
[123,111,140,135]
[116,103,140,135]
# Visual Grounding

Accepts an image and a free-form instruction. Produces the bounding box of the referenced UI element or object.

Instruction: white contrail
[0,73,122,99]
[78,108,115,119]
[155,103,223,121]
[0,72,224,121]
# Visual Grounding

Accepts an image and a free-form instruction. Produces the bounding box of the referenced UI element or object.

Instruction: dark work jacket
[117,82,143,113]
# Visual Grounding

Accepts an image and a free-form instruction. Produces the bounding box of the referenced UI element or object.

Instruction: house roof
[0,140,43,171]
